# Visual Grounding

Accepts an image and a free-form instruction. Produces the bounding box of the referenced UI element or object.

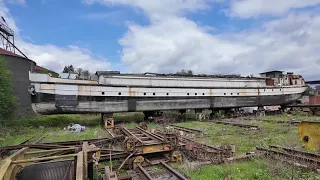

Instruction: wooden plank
[11,153,77,164]
[25,147,75,155]
[76,151,84,180]
[82,142,89,180]
[0,148,28,180]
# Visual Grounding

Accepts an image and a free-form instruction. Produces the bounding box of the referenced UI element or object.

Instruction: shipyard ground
[1,113,320,179]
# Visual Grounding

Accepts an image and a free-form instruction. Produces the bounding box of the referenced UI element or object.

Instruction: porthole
[187,93,190,95]
[231,93,233,95]
[195,93,197,95]
[166,93,169,95]
[224,93,226,95]
[118,92,121,95]
[153,93,156,95]
[237,93,240,95]
[203,93,205,95]
[101,92,105,95]
[144,92,146,95]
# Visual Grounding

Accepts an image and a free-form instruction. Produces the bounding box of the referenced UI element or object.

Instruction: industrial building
[0,48,36,117]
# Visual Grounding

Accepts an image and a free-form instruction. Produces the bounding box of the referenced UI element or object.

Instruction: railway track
[241,117,301,125]
[257,146,320,172]
[136,161,189,180]
[168,124,203,136]
[213,121,260,130]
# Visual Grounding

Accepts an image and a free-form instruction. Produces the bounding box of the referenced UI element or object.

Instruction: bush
[0,58,16,123]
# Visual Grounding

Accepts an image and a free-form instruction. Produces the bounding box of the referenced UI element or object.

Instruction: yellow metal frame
[298,121,320,151]
[104,118,114,129]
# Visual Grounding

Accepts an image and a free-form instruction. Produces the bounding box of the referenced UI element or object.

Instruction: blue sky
[1,0,320,80]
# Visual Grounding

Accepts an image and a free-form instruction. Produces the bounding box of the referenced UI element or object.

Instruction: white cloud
[229,0,320,18]
[0,0,111,73]
[86,0,320,80]
[82,0,214,20]
[17,42,111,73]
[119,17,255,74]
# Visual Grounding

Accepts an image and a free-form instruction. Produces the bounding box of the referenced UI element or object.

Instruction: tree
[75,68,83,79]
[62,65,75,73]
[176,69,193,76]
[83,70,90,80]
[0,58,16,122]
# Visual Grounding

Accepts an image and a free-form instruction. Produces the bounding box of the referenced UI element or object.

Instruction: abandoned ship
[28,70,307,115]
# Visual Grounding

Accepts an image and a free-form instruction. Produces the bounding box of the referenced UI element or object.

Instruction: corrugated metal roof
[259,70,283,74]
[0,48,26,59]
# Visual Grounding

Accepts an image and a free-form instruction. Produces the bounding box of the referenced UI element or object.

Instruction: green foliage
[26,114,100,127]
[63,65,75,73]
[176,69,193,76]
[0,58,16,123]
[177,157,319,180]
[37,68,59,78]
[214,110,225,119]
[114,112,144,123]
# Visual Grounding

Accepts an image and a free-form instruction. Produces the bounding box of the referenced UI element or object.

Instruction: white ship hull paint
[31,93,304,114]
[28,73,307,114]
[32,83,307,97]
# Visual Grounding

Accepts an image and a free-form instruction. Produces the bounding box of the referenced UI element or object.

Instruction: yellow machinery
[103,113,114,129]
[298,121,320,151]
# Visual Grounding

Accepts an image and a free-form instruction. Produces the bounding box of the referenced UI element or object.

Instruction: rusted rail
[159,161,188,180]
[214,121,260,129]
[137,164,153,180]
[169,124,203,136]
[257,147,320,171]
[269,145,320,161]
[263,120,300,125]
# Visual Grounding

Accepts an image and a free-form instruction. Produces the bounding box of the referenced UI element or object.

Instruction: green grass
[1,113,320,179]
[264,113,320,122]
[0,125,111,146]
[175,120,302,155]
[42,125,110,143]
[124,122,163,129]
[175,157,320,180]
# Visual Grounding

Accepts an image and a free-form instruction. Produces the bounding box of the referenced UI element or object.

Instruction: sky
[0,0,320,80]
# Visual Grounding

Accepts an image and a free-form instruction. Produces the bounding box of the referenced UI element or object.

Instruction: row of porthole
[263,89,281,91]
[224,93,240,95]
[101,89,282,95]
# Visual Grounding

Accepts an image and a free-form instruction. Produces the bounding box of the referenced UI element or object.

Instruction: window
[224,93,226,95]
[153,93,156,95]
[264,89,266,91]
[101,92,105,95]
[231,93,233,95]
[118,92,121,95]
[195,93,197,95]
[144,92,146,95]
[187,93,190,95]
[295,80,297,85]
[203,93,205,95]
[237,93,239,95]
[166,93,169,95]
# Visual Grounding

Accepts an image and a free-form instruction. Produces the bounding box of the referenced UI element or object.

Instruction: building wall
[1,54,36,117]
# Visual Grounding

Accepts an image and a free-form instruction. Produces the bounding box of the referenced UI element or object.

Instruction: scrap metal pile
[0,124,235,180]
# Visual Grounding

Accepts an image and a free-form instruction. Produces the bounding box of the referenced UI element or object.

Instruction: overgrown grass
[175,120,303,155]
[2,113,320,179]
[264,113,320,122]
[0,125,111,146]
[175,157,320,180]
